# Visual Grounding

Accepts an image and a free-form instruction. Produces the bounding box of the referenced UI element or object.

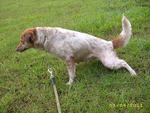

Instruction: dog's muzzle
[16,46,27,52]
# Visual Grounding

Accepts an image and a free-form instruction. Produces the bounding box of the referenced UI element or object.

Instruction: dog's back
[35,27,112,61]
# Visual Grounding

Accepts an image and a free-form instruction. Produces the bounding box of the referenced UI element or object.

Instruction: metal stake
[48,67,61,113]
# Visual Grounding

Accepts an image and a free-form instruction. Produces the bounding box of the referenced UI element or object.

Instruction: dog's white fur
[33,16,136,84]
[17,16,137,85]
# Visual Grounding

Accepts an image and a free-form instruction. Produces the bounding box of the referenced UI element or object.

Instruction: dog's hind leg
[66,56,76,85]
[96,52,137,76]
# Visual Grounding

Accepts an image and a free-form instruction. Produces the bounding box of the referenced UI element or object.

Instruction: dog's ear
[25,33,34,43]
[24,28,37,43]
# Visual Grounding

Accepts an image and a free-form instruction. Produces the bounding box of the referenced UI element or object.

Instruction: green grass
[0,0,150,113]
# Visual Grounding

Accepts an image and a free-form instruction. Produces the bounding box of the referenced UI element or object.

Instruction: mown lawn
[0,0,150,113]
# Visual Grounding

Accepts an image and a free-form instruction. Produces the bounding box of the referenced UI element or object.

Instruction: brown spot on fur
[112,35,124,49]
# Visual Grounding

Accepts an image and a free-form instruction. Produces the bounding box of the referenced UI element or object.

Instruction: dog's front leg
[66,57,76,85]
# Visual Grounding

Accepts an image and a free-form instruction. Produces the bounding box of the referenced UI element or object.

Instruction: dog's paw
[66,79,74,85]
[131,71,137,76]
[66,81,73,85]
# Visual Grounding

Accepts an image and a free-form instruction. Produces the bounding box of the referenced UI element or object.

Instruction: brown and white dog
[16,16,137,85]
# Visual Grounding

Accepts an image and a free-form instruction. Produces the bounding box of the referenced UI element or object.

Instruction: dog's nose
[16,48,20,52]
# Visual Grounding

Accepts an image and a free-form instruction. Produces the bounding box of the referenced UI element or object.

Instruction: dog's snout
[16,45,23,52]
[16,45,27,52]
[16,47,20,52]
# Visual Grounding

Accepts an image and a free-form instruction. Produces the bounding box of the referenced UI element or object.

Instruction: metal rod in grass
[48,66,61,113]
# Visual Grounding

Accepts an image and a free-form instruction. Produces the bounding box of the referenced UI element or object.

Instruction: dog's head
[16,28,37,52]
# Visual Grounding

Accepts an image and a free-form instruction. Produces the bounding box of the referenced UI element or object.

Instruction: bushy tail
[112,16,132,49]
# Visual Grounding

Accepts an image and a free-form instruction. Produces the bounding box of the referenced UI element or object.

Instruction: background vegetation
[0,0,150,112]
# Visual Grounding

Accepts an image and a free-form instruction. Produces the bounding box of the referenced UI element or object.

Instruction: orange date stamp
[109,103,143,108]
